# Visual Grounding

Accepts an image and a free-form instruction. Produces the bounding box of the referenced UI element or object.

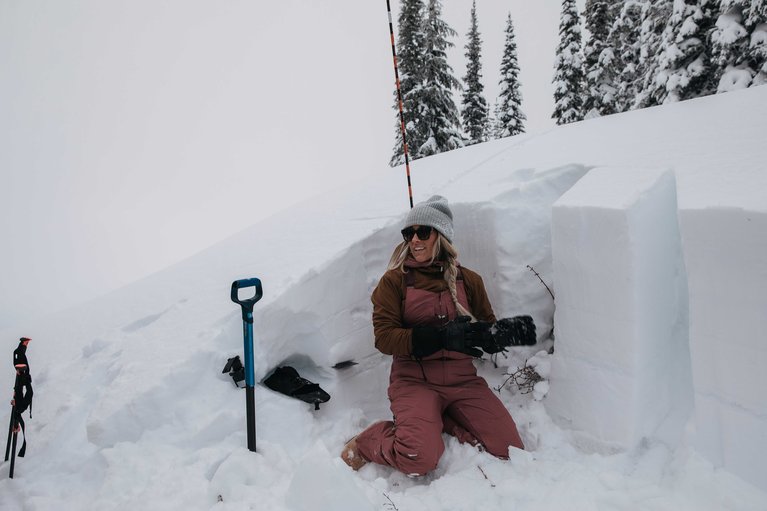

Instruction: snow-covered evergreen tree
[496,13,526,137]
[635,0,674,108]
[582,0,615,117]
[552,0,584,124]
[461,1,489,145]
[609,1,645,112]
[654,0,720,104]
[419,0,465,157]
[712,0,753,91]
[745,0,767,86]
[390,0,426,166]
[712,0,767,89]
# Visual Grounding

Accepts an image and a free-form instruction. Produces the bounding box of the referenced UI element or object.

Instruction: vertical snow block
[678,206,767,492]
[546,167,693,448]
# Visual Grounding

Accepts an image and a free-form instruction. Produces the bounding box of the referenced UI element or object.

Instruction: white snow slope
[2,86,766,510]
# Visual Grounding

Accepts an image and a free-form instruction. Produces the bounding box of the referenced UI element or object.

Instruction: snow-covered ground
[1,86,766,510]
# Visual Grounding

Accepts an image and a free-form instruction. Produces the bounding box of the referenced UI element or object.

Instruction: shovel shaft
[231,278,262,453]
[243,316,255,388]
[246,386,256,452]
[243,313,256,452]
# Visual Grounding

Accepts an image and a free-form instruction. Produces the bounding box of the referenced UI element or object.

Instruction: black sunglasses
[401,225,434,242]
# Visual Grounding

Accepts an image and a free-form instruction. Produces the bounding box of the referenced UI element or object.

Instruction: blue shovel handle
[230,277,263,452]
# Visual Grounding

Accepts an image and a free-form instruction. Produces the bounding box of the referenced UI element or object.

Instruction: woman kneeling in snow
[341,195,525,475]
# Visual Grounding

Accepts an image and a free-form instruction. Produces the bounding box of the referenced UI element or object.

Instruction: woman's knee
[396,441,443,476]
[393,429,444,476]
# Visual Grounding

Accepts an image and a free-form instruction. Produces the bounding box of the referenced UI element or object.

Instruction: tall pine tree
[419,0,465,157]
[461,1,489,145]
[582,0,614,117]
[390,0,426,167]
[552,0,584,125]
[496,13,526,137]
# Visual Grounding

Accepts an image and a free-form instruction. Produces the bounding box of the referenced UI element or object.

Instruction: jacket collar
[403,257,460,273]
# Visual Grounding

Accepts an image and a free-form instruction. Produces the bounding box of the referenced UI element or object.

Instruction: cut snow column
[678,204,767,492]
[546,167,693,448]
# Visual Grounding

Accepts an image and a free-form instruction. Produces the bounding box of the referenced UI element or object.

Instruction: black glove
[442,316,488,358]
[492,315,537,348]
[411,317,490,359]
[477,335,508,354]
[411,326,443,358]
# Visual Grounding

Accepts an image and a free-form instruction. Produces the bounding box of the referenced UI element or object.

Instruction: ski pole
[4,406,13,462]
[8,413,17,478]
[385,0,414,208]
[230,278,263,452]
[6,339,32,478]
[5,371,20,478]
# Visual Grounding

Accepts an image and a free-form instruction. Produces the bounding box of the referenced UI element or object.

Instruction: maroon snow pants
[355,356,524,476]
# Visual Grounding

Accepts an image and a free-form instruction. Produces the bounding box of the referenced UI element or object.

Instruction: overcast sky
[0,0,583,329]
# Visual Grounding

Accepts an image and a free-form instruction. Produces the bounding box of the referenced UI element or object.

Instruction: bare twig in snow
[495,359,544,394]
[477,465,496,487]
[527,265,555,301]
[383,492,399,511]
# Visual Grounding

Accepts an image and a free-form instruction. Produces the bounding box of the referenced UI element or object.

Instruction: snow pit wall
[253,224,396,374]
[678,206,767,492]
[251,163,590,376]
[546,167,693,448]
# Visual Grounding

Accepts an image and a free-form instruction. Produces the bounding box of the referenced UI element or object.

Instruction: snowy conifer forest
[392,0,767,161]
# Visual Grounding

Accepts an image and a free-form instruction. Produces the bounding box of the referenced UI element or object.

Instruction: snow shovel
[230,277,263,452]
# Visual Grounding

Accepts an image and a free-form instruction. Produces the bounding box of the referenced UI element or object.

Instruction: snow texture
[679,204,767,492]
[2,87,767,509]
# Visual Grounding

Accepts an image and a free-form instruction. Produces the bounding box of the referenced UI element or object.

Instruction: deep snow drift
[1,86,766,510]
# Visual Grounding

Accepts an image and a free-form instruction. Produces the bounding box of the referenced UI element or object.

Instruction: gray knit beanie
[403,195,454,242]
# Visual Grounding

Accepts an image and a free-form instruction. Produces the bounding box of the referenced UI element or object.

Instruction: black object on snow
[222,356,246,388]
[332,360,358,370]
[263,366,330,411]
[6,339,33,478]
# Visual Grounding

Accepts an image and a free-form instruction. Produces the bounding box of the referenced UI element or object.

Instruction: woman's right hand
[443,316,491,357]
[411,317,493,358]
